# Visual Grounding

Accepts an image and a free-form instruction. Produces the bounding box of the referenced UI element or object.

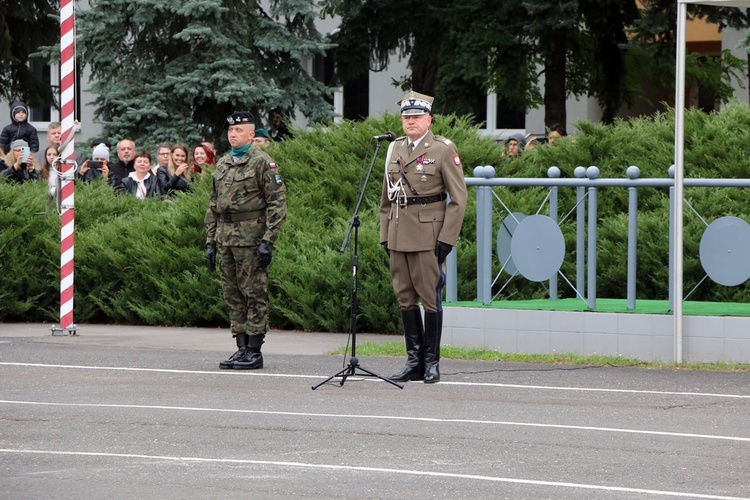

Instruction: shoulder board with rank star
[434,135,453,145]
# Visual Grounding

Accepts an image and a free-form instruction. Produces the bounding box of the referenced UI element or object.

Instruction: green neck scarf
[231,143,252,159]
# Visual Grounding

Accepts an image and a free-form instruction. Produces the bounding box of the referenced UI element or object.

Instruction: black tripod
[312,138,403,390]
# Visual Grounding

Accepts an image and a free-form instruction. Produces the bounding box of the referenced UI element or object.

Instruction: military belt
[221,210,264,222]
[399,193,448,206]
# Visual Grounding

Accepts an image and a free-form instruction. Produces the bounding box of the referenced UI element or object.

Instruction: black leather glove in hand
[256,240,274,268]
[435,241,452,265]
[381,242,390,257]
[206,243,217,272]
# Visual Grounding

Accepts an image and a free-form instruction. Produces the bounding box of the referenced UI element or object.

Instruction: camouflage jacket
[204,147,287,247]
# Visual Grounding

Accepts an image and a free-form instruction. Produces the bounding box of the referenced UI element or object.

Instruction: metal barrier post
[627,167,640,310]
[586,167,599,309]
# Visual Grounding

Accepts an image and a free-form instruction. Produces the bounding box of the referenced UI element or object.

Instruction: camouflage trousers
[218,245,269,337]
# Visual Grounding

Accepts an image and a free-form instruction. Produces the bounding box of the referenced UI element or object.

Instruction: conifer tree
[78,0,334,147]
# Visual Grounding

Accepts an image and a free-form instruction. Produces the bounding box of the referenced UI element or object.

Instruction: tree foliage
[628,1,749,106]
[324,0,750,127]
[0,0,58,108]
[77,0,335,148]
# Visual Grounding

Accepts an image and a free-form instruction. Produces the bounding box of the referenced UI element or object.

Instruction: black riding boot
[423,310,443,384]
[389,308,424,382]
[220,332,249,369]
[234,333,265,370]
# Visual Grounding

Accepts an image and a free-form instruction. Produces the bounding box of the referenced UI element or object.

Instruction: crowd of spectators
[501,123,568,161]
[0,121,232,200]
[0,109,299,200]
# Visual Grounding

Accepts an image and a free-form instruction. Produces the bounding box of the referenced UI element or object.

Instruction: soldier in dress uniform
[205,111,287,370]
[380,91,468,384]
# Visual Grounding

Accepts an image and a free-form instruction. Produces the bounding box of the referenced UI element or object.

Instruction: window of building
[496,94,525,130]
[28,61,81,131]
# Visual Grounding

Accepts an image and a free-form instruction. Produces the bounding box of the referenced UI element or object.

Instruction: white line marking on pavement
[1,361,750,399]
[0,448,746,499]
[2,399,748,443]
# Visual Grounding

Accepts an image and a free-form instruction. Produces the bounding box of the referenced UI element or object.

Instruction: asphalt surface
[1,323,749,499]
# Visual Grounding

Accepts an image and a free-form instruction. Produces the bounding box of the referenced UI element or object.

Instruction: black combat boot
[234,333,265,370]
[389,308,424,382]
[220,332,249,369]
[423,310,443,384]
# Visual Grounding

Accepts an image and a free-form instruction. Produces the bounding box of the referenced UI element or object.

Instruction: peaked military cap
[397,91,434,116]
[224,111,255,129]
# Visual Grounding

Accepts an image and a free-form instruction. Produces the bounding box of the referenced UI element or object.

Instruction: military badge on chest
[415,155,435,182]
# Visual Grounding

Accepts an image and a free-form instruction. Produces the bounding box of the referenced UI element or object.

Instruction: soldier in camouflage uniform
[380,91,468,384]
[205,111,287,370]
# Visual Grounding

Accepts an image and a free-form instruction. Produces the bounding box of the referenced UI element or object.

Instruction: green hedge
[2,105,750,331]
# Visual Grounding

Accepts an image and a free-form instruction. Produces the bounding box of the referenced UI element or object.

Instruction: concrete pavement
[0,323,396,356]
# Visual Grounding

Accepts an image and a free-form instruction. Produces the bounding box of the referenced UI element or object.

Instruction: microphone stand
[312,138,404,390]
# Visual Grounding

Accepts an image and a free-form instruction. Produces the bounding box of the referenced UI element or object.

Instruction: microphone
[372,131,396,142]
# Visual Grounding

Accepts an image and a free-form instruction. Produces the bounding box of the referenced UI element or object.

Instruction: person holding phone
[77,142,111,182]
[1,139,40,183]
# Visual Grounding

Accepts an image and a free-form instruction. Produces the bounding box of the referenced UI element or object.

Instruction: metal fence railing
[445,165,750,310]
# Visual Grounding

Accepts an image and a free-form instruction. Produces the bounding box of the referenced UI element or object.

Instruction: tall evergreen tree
[77,0,334,147]
[0,0,58,108]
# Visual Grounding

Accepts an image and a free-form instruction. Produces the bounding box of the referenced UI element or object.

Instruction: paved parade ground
[1,323,749,499]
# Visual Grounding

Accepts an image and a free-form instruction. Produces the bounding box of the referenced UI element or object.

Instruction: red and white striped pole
[54,0,76,335]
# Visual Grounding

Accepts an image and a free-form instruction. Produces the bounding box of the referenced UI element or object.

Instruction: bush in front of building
[2,105,750,331]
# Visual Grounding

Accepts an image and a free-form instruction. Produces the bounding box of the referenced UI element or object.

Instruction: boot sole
[389,374,425,382]
[233,363,263,370]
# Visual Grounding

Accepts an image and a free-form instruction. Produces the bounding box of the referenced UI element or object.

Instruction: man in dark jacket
[0,101,40,153]
[107,138,136,187]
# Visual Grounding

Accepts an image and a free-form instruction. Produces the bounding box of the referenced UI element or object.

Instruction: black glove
[257,240,274,268]
[435,241,452,265]
[206,242,217,272]
[381,242,390,257]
